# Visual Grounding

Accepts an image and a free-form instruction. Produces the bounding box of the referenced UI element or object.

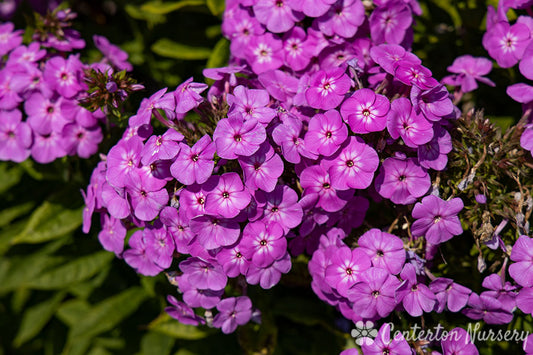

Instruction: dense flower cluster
[81,0,533,353]
[0,9,138,163]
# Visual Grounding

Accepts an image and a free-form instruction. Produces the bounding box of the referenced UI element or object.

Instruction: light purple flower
[305,67,351,110]
[304,109,348,157]
[123,230,164,276]
[369,0,412,45]
[255,185,303,233]
[241,221,287,268]
[0,109,31,162]
[43,55,83,98]
[204,172,251,218]
[358,228,406,275]
[252,0,303,33]
[190,214,241,250]
[165,295,205,326]
[361,322,412,355]
[429,277,471,313]
[418,124,452,171]
[170,134,215,185]
[213,116,266,159]
[245,251,292,289]
[174,77,208,114]
[483,21,531,68]
[442,55,495,92]
[395,263,436,317]
[300,165,353,212]
[387,97,434,148]
[286,0,336,17]
[93,35,133,71]
[98,214,126,256]
[212,296,253,334]
[245,33,284,74]
[227,85,276,124]
[340,88,390,134]
[125,170,168,221]
[509,235,533,287]
[316,0,365,39]
[462,293,514,324]
[179,257,228,291]
[325,246,371,297]
[239,142,284,192]
[440,328,479,355]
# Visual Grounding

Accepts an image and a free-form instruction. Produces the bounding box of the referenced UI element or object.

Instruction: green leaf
[0,201,35,228]
[0,255,66,294]
[124,4,166,27]
[67,287,147,341]
[0,163,23,194]
[141,0,205,15]
[148,313,212,340]
[56,299,91,327]
[206,38,229,70]
[152,39,212,60]
[14,292,66,347]
[140,332,174,355]
[24,251,114,290]
[11,201,83,245]
[206,0,224,16]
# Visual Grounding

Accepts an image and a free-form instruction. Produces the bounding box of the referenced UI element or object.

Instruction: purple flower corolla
[170,134,215,185]
[361,322,412,355]
[340,88,390,134]
[190,214,241,250]
[0,109,31,162]
[282,26,314,71]
[418,124,452,171]
[227,85,276,124]
[321,136,379,190]
[123,230,164,276]
[509,235,533,287]
[245,251,292,289]
[316,0,365,39]
[224,7,265,59]
[442,55,495,93]
[165,295,205,326]
[395,61,439,89]
[369,0,412,45]
[370,44,421,75]
[387,97,434,148]
[31,131,65,163]
[239,142,283,192]
[411,85,455,122]
[245,33,284,74]
[348,267,401,319]
[0,68,24,110]
[286,0,335,17]
[305,68,351,110]
[327,195,368,234]
[98,214,126,256]
[7,43,46,67]
[24,93,65,135]
[204,172,251,218]
[93,35,132,71]
[217,241,250,278]
[482,273,517,312]
[143,223,175,269]
[129,88,175,127]
[178,276,223,309]
[358,228,406,275]
[462,293,514,324]
[517,287,533,316]
[272,116,318,164]
[212,296,253,334]
[105,138,143,186]
[179,178,217,220]
[252,0,303,33]
[255,185,303,233]
[325,246,371,297]
[0,23,22,56]
[126,170,168,221]
[257,70,299,103]
[304,109,348,157]
[140,128,183,165]
[241,221,287,267]
[520,42,533,80]
[213,116,266,159]
[174,77,208,114]
[43,55,83,98]
[440,328,479,355]
[395,263,436,317]
[483,21,531,68]
[375,157,430,205]
[300,165,353,212]
[429,277,471,313]
[159,206,195,254]
[62,123,102,158]
[411,195,464,245]
[179,257,228,291]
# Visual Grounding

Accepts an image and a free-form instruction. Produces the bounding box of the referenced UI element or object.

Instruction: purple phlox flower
[245,250,292,289]
[189,214,241,250]
[227,85,276,124]
[286,0,336,17]
[411,195,464,245]
[61,99,99,128]
[282,26,314,71]
[417,124,452,171]
[165,295,205,326]
[252,0,304,33]
[129,88,176,127]
[257,69,299,103]
[143,221,175,269]
[348,266,401,319]
[308,247,342,305]
[358,228,406,275]
[326,195,369,233]
[340,88,390,134]
[375,157,431,205]
[306,67,351,110]
[6,43,46,67]
[509,235,533,287]
[297,193,329,237]
[0,109,31,162]
[318,43,357,70]
[170,134,215,185]
[179,256,228,291]
[203,65,245,85]
[62,123,102,158]
[507,83,533,117]
[325,246,371,297]
[304,109,348,157]
[0,1,20,22]
[517,287,533,315]
[0,22,23,56]
[216,240,250,277]
[245,33,284,74]
[387,97,434,148]
[123,230,165,276]
[429,277,471,313]
[239,142,284,192]
[394,61,439,89]
[525,333,533,355]
[159,206,195,254]
[521,124,533,156]
[316,0,365,39]
[462,293,514,324]
[369,0,413,45]
[106,136,143,188]
[0,66,27,110]
[300,165,354,212]
[125,170,169,221]
[241,221,287,268]
[93,35,132,71]
[484,219,508,251]
[255,185,303,233]
[174,77,207,114]
[212,296,253,334]
[178,178,217,220]
[483,21,531,68]
[440,327,479,355]
[213,115,266,159]
[24,93,67,136]
[98,214,126,256]
[370,43,421,76]
[442,55,495,92]
[43,55,84,99]
[361,322,412,355]
[411,84,455,122]
[318,228,346,250]
[178,276,224,309]
[482,273,517,312]
[520,41,533,80]
[321,136,379,190]
[31,130,65,163]
[272,116,318,164]
[395,263,436,317]
[224,7,265,59]
[204,172,251,218]
[140,128,183,165]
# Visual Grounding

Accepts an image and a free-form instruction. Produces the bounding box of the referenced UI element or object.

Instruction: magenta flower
[170,134,215,185]
[325,246,371,297]
[358,228,406,275]
[286,0,336,17]
[245,33,284,74]
[227,85,276,124]
[370,43,421,75]
[304,109,348,157]
[520,42,533,80]
[411,195,464,245]
[387,97,434,148]
[179,256,228,291]
[418,124,453,171]
[321,136,379,190]
[245,251,292,289]
[411,84,455,122]
[165,295,205,326]
[340,88,390,134]
[462,293,513,324]
[212,296,253,334]
[257,69,299,103]
[509,235,533,287]
[282,26,314,71]
[255,185,303,233]
[174,77,208,114]
[395,263,436,317]
[126,170,169,221]
[375,157,430,205]
[24,93,65,135]
[0,109,31,162]
[178,276,223,309]
[178,178,217,220]
[31,131,65,164]
[429,278,471,313]
[204,172,251,218]
[106,136,143,188]
[159,206,194,254]
[98,214,126,256]
[224,7,265,59]
[252,0,303,33]
[272,116,317,164]
[62,123,102,158]
[369,0,412,45]
[213,116,266,159]
[483,21,531,68]
[216,241,250,278]
[442,55,495,92]
[241,221,287,268]
[0,23,22,56]
[43,55,83,98]
[361,322,412,355]
[144,223,174,269]
[394,61,439,89]
[440,328,479,355]
[239,142,284,192]
[129,88,175,127]
[316,0,365,39]
[140,128,183,165]
[482,273,517,312]
[123,230,164,276]
[93,35,132,71]
[300,165,353,212]
[190,214,241,250]
[305,67,351,110]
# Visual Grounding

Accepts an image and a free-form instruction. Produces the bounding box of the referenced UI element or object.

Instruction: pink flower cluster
[0,10,135,163]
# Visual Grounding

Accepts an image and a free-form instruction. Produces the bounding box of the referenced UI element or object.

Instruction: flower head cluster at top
[83,0,533,353]
[0,8,140,163]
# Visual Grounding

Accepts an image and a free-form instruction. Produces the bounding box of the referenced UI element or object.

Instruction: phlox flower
[213,116,266,159]
[304,109,348,157]
[340,88,390,134]
[306,67,351,110]
[387,97,434,148]
[442,55,495,92]
[358,228,406,275]
[212,296,253,334]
